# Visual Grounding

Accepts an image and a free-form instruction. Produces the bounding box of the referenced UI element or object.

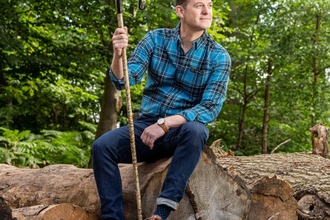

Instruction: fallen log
[0,146,251,220]
[219,152,330,219]
[0,163,101,219]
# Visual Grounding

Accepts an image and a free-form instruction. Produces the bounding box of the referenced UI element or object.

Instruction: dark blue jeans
[92,116,209,220]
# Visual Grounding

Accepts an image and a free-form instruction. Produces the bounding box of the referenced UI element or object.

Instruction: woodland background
[0,0,330,169]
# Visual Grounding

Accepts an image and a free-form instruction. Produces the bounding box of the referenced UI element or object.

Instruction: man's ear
[175,6,184,18]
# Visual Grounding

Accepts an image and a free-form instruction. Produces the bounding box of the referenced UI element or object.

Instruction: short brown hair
[175,0,188,7]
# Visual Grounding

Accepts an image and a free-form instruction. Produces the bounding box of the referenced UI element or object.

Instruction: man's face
[177,0,213,31]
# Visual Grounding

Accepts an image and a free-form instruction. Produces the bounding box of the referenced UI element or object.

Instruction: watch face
[158,118,165,124]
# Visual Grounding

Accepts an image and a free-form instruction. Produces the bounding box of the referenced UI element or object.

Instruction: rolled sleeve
[178,110,198,122]
[108,32,153,91]
[109,68,125,90]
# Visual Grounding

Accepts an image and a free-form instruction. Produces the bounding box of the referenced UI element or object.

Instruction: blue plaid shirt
[110,23,231,124]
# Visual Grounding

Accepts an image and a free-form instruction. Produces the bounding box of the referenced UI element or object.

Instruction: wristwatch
[157,118,169,133]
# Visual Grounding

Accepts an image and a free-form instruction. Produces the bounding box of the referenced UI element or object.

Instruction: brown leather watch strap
[159,123,169,133]
[157,118,169,133]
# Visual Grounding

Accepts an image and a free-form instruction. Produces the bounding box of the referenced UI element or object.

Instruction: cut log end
[248,175,298,220]
[297,194,330,220]
[12,203,99,220]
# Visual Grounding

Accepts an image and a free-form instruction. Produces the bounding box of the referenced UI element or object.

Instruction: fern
[0,127,94,168]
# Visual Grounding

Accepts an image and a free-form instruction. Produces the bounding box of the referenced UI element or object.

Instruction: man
[92,0,231,219]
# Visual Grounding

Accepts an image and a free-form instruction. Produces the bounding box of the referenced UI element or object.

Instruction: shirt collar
[175,22,208,50]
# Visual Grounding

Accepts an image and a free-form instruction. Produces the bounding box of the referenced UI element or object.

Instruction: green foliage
[0,0,108,133]
[0,125,95,168]
[213,0,330,154]
[0,0,330,167]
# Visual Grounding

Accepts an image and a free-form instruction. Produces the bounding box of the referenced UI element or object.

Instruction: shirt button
[191,69,195,72]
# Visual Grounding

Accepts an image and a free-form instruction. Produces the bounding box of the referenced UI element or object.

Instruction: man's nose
[202,6,211,14]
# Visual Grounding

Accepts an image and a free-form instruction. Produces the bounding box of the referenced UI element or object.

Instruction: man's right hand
[112,27,128,57]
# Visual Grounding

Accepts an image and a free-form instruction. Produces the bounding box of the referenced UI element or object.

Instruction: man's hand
[111,27,128,80]
[112,27,128,57]
[140,115,187,149]
[141,123,165,150]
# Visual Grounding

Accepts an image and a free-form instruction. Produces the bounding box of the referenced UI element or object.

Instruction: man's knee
[92,133,115,158]
[182,121,209,139]
[91,138,103,160]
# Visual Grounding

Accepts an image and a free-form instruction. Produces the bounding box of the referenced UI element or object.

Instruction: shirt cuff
[109,68,125,90]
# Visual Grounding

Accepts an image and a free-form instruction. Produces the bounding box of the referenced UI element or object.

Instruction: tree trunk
[88,71,122,168]
[95,71,122,140]
[237,68,248,150]
[219,152,330,219]
[261,59,273,154]
[311,15,321,126]
[0,146,251,220]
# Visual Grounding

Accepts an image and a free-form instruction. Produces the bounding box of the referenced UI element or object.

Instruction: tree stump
[309,123,329,158]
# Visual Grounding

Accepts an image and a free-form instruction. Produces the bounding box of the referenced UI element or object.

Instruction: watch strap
[157,118,169,133]
[159,123,169,133]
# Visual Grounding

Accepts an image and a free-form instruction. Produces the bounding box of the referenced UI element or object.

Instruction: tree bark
[0,147,251,220]
[95,69,122,140]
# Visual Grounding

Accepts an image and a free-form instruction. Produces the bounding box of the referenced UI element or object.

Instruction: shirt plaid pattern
[110,23,231,124]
